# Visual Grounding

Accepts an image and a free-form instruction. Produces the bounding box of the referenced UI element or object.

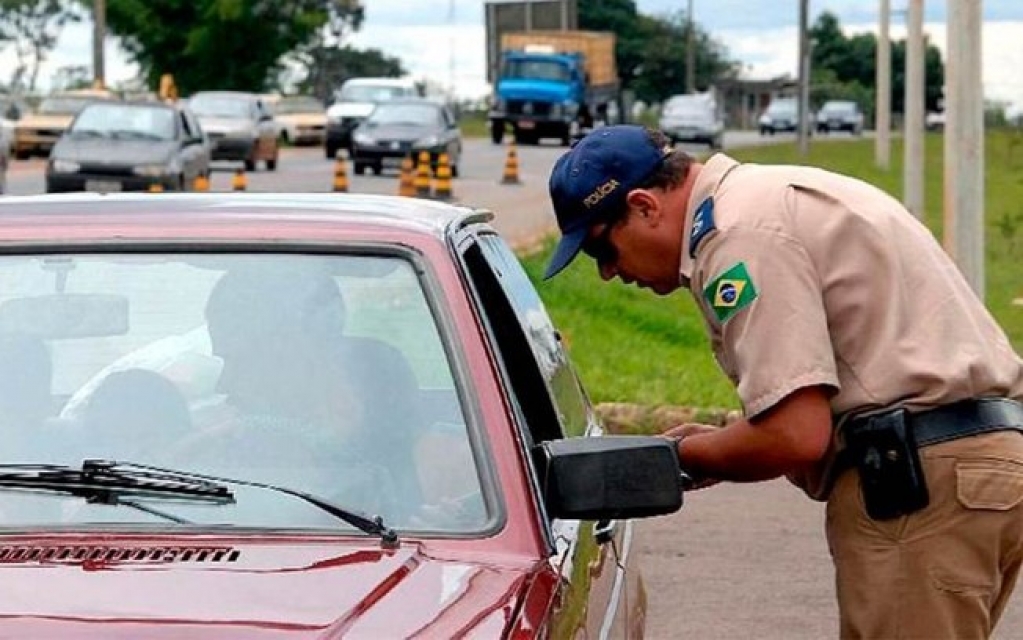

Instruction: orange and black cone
[433,153,454,201]
[332,155,349,193]
[500,142,521,185]
[414,150,432,199]
[398,155,416,197]
[193,173,210,192]
[231,168,247,191]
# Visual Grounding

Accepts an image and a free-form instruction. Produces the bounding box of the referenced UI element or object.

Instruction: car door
[457,228,641,638]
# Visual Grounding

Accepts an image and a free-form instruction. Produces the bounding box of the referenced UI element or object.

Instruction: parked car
[325,77,418,159]
[188,91,279,171]
[350,99,462,176]
[926,110,946,131]
[12,88,118,159]
[267,95,327,146]
[658,92,724,149]
[815,100,864,135]
[758,97,813,135]
[45,100,211,193]
[0,192,683,636]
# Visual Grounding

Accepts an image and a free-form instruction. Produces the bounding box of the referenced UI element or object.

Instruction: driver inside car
[170,265,406,524]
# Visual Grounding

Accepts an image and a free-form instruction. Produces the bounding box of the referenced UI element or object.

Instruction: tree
[95,0,364,95]
[0,0,79,93]
[810,11,945,115]
[579,0,739,103]
[294,45,404,102]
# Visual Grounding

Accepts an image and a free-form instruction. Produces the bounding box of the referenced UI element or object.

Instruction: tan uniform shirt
[679,154,1023,499]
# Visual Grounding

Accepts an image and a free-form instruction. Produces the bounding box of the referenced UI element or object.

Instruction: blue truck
[487,31,620,146]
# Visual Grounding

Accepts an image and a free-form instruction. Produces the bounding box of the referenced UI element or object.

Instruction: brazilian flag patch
[703,262,758,324]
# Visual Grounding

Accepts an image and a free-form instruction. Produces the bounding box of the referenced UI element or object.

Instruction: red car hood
[0,536,538,638]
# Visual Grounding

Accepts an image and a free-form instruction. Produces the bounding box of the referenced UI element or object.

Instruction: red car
[0,193,683,637]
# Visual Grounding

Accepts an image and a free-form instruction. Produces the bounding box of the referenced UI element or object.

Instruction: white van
[325,77,418,159]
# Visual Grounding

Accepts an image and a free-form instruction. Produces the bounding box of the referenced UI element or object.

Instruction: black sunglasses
[581,218,619,265]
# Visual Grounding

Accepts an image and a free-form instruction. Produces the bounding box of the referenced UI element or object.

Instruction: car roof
[189,91,257,100]
[0,193,491,246]
[342,77,416,88]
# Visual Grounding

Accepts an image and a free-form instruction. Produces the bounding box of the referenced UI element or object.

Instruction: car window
[276,97,324,114]
[38,96,99,116]
[463,233,590,444]
[338,84,414,102]
[70,104,177,141]
[0,252,487,534]
[188,95,251,118]
[368,103,442,126]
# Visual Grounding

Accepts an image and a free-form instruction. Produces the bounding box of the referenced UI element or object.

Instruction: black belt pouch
[845,408,930,520]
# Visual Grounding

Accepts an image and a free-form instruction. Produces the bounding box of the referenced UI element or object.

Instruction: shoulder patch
[703,262,758,324]
[689,197,716,259]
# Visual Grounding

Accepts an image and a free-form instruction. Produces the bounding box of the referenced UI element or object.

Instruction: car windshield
[663,98,711,116]
[274,97,324,114]
[38,96,100,116]
[338,85,415,102]
[767,99,797,116]
[822,102,856,114]
[502,58,571,82]
[368,103,442,126]
[188,95,251,118]
[0,253,487,534]
[71,104,176,141]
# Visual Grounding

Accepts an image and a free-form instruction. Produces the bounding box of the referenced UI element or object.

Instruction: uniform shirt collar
[679,153,741,284]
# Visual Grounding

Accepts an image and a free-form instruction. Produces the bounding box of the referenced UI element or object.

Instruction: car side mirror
[536,435,684,521]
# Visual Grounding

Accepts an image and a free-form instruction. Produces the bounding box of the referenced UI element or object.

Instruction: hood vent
[0,545,241,565]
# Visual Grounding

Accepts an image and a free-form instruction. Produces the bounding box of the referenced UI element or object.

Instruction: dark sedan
[350,100,461,176]
[46,101,211,193]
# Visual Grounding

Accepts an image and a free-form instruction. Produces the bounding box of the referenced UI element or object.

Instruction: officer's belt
[844,397,1023,447]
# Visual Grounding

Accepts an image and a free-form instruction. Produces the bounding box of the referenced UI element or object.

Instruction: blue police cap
[544,125,672,279]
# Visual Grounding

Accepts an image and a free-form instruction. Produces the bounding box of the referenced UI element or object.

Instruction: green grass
[521,131,1023,410]
[458,111,489,138]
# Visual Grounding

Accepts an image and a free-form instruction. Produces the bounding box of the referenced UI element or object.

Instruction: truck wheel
[490,121,504,145]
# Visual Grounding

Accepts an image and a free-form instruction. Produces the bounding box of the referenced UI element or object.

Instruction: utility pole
[945,0,985,298]
[796,0,810,157]
[686,0,696,93]
[875,0,891,169]
[902,0,925,219]
[92,0,106,89]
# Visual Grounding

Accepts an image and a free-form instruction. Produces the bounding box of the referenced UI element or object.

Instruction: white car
[815,100,864,135]
[658,92,724,149]
[268,95,327,146]
[324,77,418,159]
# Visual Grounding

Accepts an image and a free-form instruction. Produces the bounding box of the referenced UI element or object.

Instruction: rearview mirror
[0,293,129,339]
[537,435,684,521]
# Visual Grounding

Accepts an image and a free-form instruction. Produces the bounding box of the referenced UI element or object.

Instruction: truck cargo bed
[501,30,617,87]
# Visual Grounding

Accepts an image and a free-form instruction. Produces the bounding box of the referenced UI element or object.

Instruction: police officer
[543,124,1023,639]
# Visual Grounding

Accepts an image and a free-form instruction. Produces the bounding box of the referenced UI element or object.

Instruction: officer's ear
[625,189,663,227]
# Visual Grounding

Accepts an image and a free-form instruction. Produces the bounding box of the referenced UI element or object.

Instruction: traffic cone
[231,168,247,192]
[193,173,210,192]
[414,150,432,199]
[433,153,454,201]
[500,142,521,185]
[397,155,416,197]
[332,155,349,193]
[148,183,164,193]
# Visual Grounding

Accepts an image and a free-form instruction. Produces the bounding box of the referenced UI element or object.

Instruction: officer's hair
[638,128,695,191]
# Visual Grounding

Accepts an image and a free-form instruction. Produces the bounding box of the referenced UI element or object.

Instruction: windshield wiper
[111,130,164,141]
[86,462,400,548]
[0,461,235,524]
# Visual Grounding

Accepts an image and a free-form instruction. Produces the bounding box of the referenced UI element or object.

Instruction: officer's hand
[661,423,722,490]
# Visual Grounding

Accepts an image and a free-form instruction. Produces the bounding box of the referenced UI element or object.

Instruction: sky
[5,1,1023,113]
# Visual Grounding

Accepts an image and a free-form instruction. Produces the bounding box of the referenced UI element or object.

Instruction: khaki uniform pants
[826,431,1023,639]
